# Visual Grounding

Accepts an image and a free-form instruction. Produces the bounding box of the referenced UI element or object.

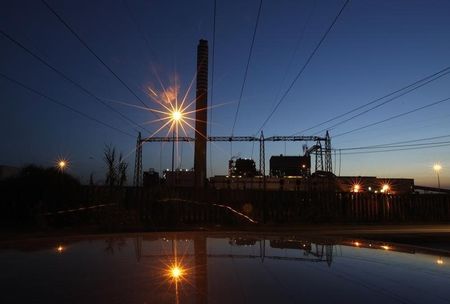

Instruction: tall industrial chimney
[194,39,208,188]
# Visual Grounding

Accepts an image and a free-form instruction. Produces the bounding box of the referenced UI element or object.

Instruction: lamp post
[433,163,442,189]
[171,110,182,173]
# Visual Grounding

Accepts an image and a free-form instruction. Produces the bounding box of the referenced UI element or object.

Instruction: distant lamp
[381,184,390,193]
[352,184,361,193]
[433,163,442,189]
[56,159,68,172]
[437,258,444,265]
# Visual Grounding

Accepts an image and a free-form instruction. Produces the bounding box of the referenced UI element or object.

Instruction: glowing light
[354,241,361,247]
[381,184,390,193]
[170,266,183,279]
[56,158,69,172]
[352,184,361,193]
[433,163,442,172]
[437,258,444,265]
[166,263,185,282]
[57,245,64,253]
[172,110,182,121]
[381,245,390,250]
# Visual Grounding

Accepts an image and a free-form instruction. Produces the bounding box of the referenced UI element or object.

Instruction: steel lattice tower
[314,140,324,172]
[324,130,332,173]
[259,131,265,177]
[133,132,142,187]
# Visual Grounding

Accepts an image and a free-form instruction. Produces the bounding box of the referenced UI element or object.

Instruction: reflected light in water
[169,265,184,280]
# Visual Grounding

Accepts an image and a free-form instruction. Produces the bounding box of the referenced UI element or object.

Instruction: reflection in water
[56,245,64,253]
[104,237,126,255]
[1,233,450,303]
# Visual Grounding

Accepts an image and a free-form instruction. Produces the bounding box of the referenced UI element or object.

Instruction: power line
[334,95,450,137]
[314,69,450,135]
[257,0,350,133]
[337,133,450,150]
[337,142,450,155]
[40,0,156,118]
[271,0,317,108]
[250,0,316,160]
[294,66,450,135]
[0,72,134,138]
[0,28,151,134]
[339,140,450,151]
[231,0,263,135]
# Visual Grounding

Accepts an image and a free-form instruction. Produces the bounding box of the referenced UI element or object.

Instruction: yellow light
[168,265,184,281]
[353,184,361,192]
[354,241,361,247]
[437,258,444,265]
[433,163,442,172]
[381,245,390,250]
[172,110,182,121]
[56,159,69,172]
[57,245,64,253]
[380,184,391,193]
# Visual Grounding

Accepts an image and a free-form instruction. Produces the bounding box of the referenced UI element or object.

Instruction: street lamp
[171,110,183,173]
[433,163,442,189]
[57,159,68,172]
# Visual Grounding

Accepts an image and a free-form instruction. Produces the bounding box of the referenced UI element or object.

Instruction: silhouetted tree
[103,144,128,187]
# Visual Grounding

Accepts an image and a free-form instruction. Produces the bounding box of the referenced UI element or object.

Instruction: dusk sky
[1,0,449,187]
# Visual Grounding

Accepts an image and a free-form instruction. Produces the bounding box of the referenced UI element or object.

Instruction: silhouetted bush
[1,165,81,226]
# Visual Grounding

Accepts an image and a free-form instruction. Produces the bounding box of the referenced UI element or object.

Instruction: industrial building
[228,158,258,177]
[270,155,310,177]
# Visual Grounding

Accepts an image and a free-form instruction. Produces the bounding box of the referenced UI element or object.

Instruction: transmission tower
[259,131,265,176]
[314,140,324,172]
[133,132,143,187]
[324,131,332,173]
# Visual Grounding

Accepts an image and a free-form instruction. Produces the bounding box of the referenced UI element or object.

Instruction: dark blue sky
[1,0,449,186]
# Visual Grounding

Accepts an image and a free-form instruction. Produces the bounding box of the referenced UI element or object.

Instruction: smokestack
[194,39,208,188]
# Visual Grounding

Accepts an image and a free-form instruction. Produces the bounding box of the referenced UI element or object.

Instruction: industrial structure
[132,39,415,194]
[194,39,208,188]
[270,155,311,177]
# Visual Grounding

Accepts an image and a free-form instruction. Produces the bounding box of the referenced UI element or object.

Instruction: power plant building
[270,155,311,177]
